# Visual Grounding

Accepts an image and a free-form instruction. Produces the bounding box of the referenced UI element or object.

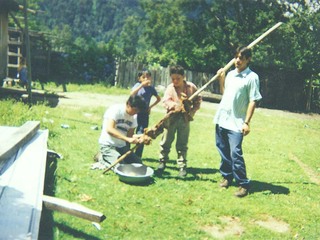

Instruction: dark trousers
[135,112,149,157]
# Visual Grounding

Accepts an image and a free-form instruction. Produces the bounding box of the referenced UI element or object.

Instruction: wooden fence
[113,60,320,113]
[114,60,220,94]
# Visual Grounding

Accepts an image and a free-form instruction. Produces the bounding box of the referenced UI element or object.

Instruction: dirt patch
[253,216,290,233]
[201,216,244,239]
[57,92,128,109]
[57,92,320,119]
[289,153,320,185]
[201,215,291,238]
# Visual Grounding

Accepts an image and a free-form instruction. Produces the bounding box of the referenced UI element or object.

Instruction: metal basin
[115,163,154,184]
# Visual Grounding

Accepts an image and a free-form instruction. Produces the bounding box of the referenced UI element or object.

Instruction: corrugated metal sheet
[0,127,48,240]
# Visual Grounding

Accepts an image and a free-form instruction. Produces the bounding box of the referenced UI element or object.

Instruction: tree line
[10,0,320,111]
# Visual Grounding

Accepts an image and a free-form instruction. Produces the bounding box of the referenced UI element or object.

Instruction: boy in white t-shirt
[92,95,148,170]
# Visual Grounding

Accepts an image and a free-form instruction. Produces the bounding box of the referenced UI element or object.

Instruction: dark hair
[137,71,144,79]
[143,69,152,77]
[127,95,147,112]
[169,65,184,76]
[235,46,252,59]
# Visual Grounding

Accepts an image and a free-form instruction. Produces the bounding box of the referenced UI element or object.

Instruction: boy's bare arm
[106,120,140,144]
[130,80,151,96]
[149,95,161,111]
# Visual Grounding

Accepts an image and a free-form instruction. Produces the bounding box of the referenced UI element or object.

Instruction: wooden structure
[1,0,50,88]
[0,0,19,81]
[0,84,61,107]
[0,121,105,239]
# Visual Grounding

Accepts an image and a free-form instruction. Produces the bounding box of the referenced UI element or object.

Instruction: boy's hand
[182,99,192,112]
[217,68,225,79]
[142,80,151,87]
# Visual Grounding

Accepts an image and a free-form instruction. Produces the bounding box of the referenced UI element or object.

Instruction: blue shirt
[214,67,262,132]
[132,83,158,106]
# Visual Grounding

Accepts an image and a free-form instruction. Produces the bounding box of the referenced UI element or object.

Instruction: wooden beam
[0,11,8,80]
[42,195,106,223]
[0,121,40,169]
[18,5,36,14]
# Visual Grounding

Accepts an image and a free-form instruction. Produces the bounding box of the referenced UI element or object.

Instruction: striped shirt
[214,67,262,132]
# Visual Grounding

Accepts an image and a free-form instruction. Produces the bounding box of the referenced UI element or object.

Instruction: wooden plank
[200,91,222,103]
[0,129,48,240]
[43,195,106,223]
[0,121,40,170]
[7,63,19,68]
[0,11,8,80]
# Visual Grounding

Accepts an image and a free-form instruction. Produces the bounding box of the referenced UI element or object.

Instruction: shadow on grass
[250,180,290,195]
[143,158,219,181]
[153,166,219,182]
[39,152,104,240]
[38,152,58,240]
[53,222,101,240]
[118,177,156,186]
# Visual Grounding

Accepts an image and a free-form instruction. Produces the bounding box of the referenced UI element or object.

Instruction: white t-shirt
[98,104,137,148]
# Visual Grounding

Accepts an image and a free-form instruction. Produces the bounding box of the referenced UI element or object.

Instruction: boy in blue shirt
[131,70,161,157]
[214,46,262,197]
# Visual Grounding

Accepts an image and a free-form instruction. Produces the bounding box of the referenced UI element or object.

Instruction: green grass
[1,83,320,239]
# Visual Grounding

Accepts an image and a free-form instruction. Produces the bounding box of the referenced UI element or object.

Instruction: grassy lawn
[1,84,320,239]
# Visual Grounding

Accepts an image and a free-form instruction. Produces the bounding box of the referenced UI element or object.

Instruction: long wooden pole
[189,22,283,101]
[102,22,284,176]
[43,195,106,223]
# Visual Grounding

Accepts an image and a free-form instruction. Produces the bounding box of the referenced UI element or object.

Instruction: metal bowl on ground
[114,163,154,184]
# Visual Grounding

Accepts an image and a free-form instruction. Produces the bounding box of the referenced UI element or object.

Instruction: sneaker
[91,162,106,170]
[178,168,187,178]
[234,187,249,198]
[93,151,102,162]
[157,162,166,171]
[219,178,231,188]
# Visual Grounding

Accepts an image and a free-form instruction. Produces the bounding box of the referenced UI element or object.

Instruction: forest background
[7,0,320,112]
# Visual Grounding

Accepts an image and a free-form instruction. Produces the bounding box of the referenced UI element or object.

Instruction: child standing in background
[131,70,161,157]
[17,57,29,89]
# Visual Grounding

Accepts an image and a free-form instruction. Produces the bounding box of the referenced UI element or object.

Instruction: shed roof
[0,0,19,12]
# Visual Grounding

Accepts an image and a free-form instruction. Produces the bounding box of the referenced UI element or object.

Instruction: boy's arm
[130,83,143,96]
[130,80,151,96]
[106,119,140,144]
[190,95,201,116]
[149,95,161,111]
[162,85,180,112]
[217,68,226,94]
[242,101,257,136]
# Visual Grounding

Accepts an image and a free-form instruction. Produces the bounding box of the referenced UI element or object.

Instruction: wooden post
[23,0,32,105]
[0,11,8,81]
[305,78,314,112]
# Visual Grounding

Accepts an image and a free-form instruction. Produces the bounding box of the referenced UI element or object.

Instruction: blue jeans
[215,125,250,188]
